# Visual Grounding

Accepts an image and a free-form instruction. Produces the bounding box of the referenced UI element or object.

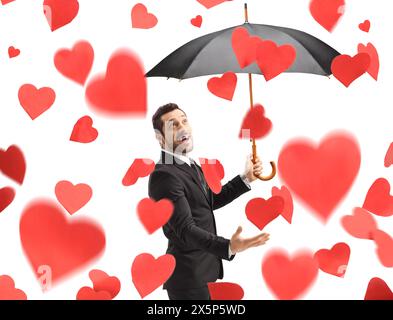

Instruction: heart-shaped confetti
[232,27,263,69]
[18,84,56,120]
[341,207,378,240]
[239,104,272,140]
[43,0,79,32]
[0,275,27,300]
[208,282,244,300]
[271,185,293,224]
[309,0,345,32]
[331,53,371,87]
[70,116,98,143]
[55,180,93,215]
[131,3,157,29]
[136,198,174,234]
[363,178,393,217]
[314,242,350,277]
[0,187,15,214]
[122,159,155,186]
[245,196,284,230]
[0,145,26,185]
[207,72,237,101]
[358,43,380,81]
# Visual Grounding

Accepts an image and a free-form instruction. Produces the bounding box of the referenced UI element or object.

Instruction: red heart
[207,72,237,101]
[55,180,92,215]
[331,53,371,87]
[256,41,296,81]
[85,50,147,116]
[137,198,174,234]
[385,143,393,168]
[359,20,370,33]
[341,207,378,240]
[122,158,155,186]
[199,158,225,194]
[89,269,121,299]
[1,0,15,5]
[364,278,393,300]
[314,242,350,277]
[18,84,56,120]
[278,132,361,222]
[196,0,232,9]
[0,187,15,214]
[76,287,112,300]
[371,230,393,268]
[131,3,157,29]
[358,43,379,81]
[8,46,20,58]
[70,116,98,143]
[54,41,94,85]
[232,27,263,69]
[19,199,105,284]
[191,15,202,28]
[239,104,272,140]
[271,185,293,224]
[245,196,284,230]
[309,0,345,32]
[0,275,27,300]
[207,282,244,300]
[131,253,176,298]
[363,178,393,217]
[262,250,319,300]
[43,0,79,32]
[0,145,26,185]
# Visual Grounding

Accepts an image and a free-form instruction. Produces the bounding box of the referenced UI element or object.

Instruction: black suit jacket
[148,150,251,290]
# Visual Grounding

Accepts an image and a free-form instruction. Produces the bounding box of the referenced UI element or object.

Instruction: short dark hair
[152,103,187,136]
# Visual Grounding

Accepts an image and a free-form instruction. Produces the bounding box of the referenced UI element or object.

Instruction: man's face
[159,109,193,154]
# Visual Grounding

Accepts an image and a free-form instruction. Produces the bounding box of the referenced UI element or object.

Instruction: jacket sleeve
[212,174,251,210]
[148,170,233,261]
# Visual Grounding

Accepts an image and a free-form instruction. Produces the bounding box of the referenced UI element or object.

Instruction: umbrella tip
[244,2,249,23]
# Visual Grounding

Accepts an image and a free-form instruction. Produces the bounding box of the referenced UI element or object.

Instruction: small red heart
[314,242,350,277]
[358,20,370,33]
[262,249,319,300]
[271,185,293,224]
[371,230,393,268]
[232,27,263,69]
[245,196,284,230]
[341,207,378,240]
[0,275,27,300]
[85,50,147,117]
[18,84,56,120]
[384,143,393,168]
[207,282,244,300]
[207,72,237,101]
[54,40,94,85]
[331,53,371,87]
[76,287,112,300]
[0,145,26,185]
[256,41,296,81]
[70,116,98,143]
[8,46,20,58]
[19,199,105,284]
[122,159,155,186]
[199,158,225,194]
[1,0,15,5]
[364,278,393,300]
[131,3,157,29]
[363,178,393,217]
[309,0,345,32]
[55,180,92,215]
[358,43,379,81]
[191,15,202,28]
[278,132,361,223]
[43,0,79,32]
[0,187,15,214]
[137,198,173,234]
[196,0,232,9]
[89,269,121,299]
[131,253,176,298]
[239,104,272,140]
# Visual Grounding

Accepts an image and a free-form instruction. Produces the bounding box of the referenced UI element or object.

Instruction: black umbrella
[146,3,340,181]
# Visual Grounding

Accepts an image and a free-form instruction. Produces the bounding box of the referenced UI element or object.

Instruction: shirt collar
[161,148,192,166]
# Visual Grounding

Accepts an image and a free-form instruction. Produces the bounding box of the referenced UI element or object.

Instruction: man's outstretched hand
[230,226,270,254]
[243,154,263,183]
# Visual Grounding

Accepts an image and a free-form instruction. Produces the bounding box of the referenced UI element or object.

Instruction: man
[148,103,270,300]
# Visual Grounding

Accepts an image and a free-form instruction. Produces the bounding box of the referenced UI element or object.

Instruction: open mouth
[177,134,191,144]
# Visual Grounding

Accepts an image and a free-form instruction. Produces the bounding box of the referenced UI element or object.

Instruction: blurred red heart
[341,207,378,239]
[232,27,263,68]
[358,43,379,81]
[43,0,79,32]
[54,41,94,85]
[0,275,27,300]
[358,20,370,32]
[137,198,173,234]
[131,3,157,29]
[8,46,20,58]
[364,278,393,300]
[199,158,225,194]
[0,145,26,185]
[18,84,56,120]
[55,180,92,215]
[207,72,237,101]
[131,253,176,298]
[385,143,393,168]
[278,132,361,222]
[371,230,393,268]
[89,270,121,299]
[1,0,15,5]
[76,287,112,300]
[331,53,371,87]
[271,185,293,224]
[309,0,345,32]
[239,104,272,140]
[191,15,202,28]
[245,196,284,230]
[70,116,98,143]
[0,187,15,214]
[197,0,232,9]
[208,282,244,300]
[314,242,350,277]
[363,178,393,217]
[122,159,155,186]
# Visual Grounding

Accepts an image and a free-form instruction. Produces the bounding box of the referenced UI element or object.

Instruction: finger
[233,226,243,237]
[244,233,269,244]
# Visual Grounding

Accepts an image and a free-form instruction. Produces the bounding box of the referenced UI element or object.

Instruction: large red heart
[70,116,98,144]
[232,27,263,69]
[309,0,345,32]
[245,196,284,230]
[207,282,244,300]
[131,3,157,29]
[131,253,176,298]
[0,187,15,214]
[191,15,203,28]
[358,20,370,33]
[271,185,293,224]
[19,199,105,284]
[122,159,155,186]
[18,84,56,120]
[331,53,371,87]
[371,230,393,268]
[207,72,237,101]
[364,278,393,300]
[76,287,112,300]
[262,250,319,300]
[278,132,361,223]
[89,269,120,299]
[54,41,94,85]
[256,41,296,81]
[363,178,393,217]
[385,143,393,168]
[196,0,232,9]
[341,207,378,240]
[43,0,79,32]
[358,43,379,81]
[0,275,27,300]
[238,104,272,140]
[137,198,174,234]
[8,46,20,58]
[0,145,26,185]
[85,50,147,116]
[314,242,350,277]
[199,158,225,194]
[55,180,92,215]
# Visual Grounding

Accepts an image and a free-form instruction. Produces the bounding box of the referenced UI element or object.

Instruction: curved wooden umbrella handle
[251,138,277,181]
